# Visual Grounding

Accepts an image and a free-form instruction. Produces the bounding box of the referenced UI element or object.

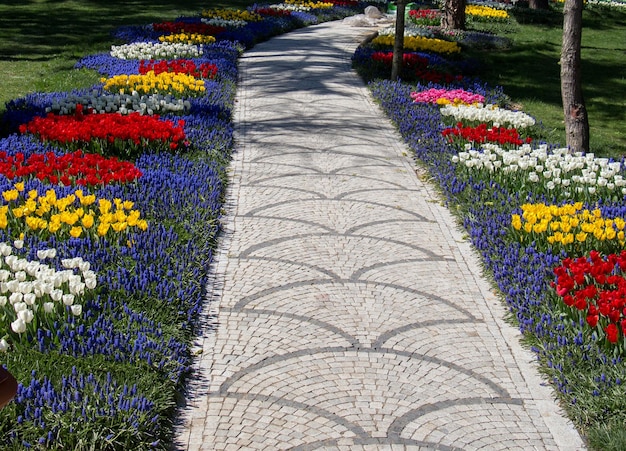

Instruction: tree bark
[391,1,407,81]
[529,0,550,9]
[441,0,466,30]
[561,0,589,153]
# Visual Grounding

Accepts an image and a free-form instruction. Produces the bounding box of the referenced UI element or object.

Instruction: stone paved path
[175,20,586,450]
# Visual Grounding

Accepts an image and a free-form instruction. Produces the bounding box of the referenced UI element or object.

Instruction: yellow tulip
[82,214,95,229]
[511,214,522,230]
[48,221,62,234]
[114,210,127,222]
[99,199,112,215]
[111,222,128,232]
[127,211,141,227]
[606,228,617,240]
[80,194,96,206]
[44,189,57,203]
[23,199,36,215]
[97,223,110,237]
[25,216,42,230]
[2,189,19,202]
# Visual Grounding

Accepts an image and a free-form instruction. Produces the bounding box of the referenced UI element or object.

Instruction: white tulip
[6,280,19,292]
[4,255,17,269]
[61,258,77,269]
[13,301,27,313]
[0,243,12,256]
[9,293,23,305]
[11,318,26,334]
[71,304,83,316]
[70,282,85,296]
[62,294,74,306]
[43,302,55,313]
[78,260,90,273]
[18,309,34,324]
[18,282,32,294]
[52,274,64,287]
[85,276,97,290]
[23,293,36,306]
[0,338,8,352]
[25,261,42,276]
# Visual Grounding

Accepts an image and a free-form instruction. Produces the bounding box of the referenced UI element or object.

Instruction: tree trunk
[441,0,466,30]
[561,0,589,153]
[529,0,550,9]
[391,1,407,81]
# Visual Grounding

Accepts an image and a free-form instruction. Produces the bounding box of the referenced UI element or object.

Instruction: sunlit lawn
[465,5,626,157]
[0,0,258,109]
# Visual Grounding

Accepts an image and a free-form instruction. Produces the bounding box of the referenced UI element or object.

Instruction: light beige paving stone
[175,18,586,451]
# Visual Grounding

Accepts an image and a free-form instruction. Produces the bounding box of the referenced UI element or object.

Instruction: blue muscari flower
[366,62,626,413]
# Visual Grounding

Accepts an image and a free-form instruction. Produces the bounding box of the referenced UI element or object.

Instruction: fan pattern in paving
[176,20,585,451]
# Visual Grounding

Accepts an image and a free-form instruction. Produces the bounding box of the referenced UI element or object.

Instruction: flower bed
[19,106,189,157]
[355,5,626,443]
[0,2,381,449]
[372,34,462,54]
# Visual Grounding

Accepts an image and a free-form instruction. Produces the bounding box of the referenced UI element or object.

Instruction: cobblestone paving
[176,20,586,450]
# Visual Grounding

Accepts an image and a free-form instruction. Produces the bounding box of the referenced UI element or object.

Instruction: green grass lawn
[0,0,258,107]
[465,4,626,158]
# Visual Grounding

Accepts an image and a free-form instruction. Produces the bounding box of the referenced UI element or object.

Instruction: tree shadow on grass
[467,40,562,106]
[0,0,255,60]
[509,5,563,27]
